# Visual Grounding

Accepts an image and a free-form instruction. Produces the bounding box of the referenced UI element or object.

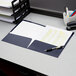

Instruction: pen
[66,7,69,17]
[70,9,76,17]
[45,46,64,52]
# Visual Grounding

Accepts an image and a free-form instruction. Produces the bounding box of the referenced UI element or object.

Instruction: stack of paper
[0,0,18,23]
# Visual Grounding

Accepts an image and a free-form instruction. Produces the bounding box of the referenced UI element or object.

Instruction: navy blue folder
[28,40,63,57]
[2,20,74,58]
[2,33,32,48]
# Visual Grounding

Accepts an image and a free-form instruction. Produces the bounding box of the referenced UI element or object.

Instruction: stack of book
[0,0,30,24]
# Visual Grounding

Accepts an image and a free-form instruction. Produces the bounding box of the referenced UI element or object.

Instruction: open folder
[2,20,74,57]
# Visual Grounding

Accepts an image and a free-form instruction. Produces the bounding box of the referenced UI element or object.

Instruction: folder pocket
[2,33,32,48]
[28,40,63,57]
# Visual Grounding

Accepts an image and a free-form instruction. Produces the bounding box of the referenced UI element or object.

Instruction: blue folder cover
[28,40,63,57]
[2,33,32,48]
[28,31,74,57]
[2,20,74,58]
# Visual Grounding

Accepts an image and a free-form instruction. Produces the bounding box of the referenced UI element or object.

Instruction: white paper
[0,0,19,8]
[0,14,14,23]
[0,7,13,16]
[11,21,46,44]
[10,21,73,47]
[40,25,73,46]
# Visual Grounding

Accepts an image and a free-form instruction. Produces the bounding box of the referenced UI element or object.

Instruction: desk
[0,13,76,76]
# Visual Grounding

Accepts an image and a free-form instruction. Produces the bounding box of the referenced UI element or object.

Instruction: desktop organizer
[12,0,30,24]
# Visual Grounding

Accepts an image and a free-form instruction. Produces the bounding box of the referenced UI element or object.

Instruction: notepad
[11,21,73,47]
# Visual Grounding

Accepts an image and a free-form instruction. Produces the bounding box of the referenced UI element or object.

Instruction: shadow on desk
[0,58,47,76]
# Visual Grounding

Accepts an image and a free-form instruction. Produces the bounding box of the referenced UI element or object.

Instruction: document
[40,26,72,46]
[10,21,73,47]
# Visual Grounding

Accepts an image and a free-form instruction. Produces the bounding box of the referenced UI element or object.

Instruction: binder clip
[63,7,76,30]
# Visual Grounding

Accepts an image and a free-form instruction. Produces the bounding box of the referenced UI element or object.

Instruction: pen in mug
[70,9,76,17]
[66,7,69,17]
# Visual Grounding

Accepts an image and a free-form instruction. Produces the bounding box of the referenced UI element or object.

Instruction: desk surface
[0,13,76,76]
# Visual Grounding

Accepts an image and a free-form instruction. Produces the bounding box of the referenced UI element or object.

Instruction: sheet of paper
[0,7,13,16]
[0,0,19,8]
[10,21,46,46]
[0,14,14,23]
[40,26,73,46]
[11,21,73,47]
